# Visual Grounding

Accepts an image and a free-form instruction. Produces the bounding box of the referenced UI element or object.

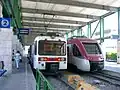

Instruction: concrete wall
[0,28,13,74]
[0,31,24,74]
[0,2,13,74]
[0,3,12,74]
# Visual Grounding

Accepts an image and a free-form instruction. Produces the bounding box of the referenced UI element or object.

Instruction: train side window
[34,41,37,55]
[73,44,82,57]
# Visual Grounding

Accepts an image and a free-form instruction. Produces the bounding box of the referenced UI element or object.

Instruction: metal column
[80,28,82,36]
[77,29,80,36]
[100,17,104,43]
[87,23,91,38]
[66,33,68,39]
[77,28,83,36]
[118,8,120,37]
[91,21,100,38]
[71,31,74,37]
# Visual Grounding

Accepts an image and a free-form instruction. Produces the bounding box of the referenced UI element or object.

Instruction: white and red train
[29,34,67,73]
[67,36,104,71]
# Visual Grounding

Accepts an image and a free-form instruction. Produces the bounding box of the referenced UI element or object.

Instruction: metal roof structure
[21,0,120,45]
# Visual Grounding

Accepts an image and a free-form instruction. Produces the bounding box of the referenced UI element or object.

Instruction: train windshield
[82,43,102,54]
[38,40,66,56]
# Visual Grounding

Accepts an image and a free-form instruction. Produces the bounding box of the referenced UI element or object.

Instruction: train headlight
[60,58,66,61]
[41,58,44,61]
[44,58,48,61]
[99,57,104,61]
[39,57,49,61]
[58,58,61,61]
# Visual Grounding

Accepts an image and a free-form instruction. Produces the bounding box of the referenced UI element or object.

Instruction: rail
[36,69,54,90]
[89,72,120,87]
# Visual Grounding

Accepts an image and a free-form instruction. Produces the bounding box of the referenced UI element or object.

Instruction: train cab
[67,36,104,72]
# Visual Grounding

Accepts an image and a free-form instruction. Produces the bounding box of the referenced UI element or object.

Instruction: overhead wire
[31,0,68,34]
[30,0,39,34]
[42,0,56,32]
[27,0,56,34]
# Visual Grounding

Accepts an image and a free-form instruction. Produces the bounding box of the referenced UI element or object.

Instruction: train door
[72,44,83,69]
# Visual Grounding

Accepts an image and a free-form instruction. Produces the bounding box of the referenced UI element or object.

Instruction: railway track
[93,71,120,81]
[30,63,75,90]
[89,71,120,87]
[57,76,76,90]
[30,59,120,90]
[47,76,75,90]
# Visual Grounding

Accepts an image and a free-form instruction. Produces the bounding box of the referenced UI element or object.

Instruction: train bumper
[38,61,67,72]
[46,63,59,72]
[89,60,104,71]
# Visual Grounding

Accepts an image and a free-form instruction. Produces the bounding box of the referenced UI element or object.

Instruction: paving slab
[0,57,36,90]
[104,61,120,73]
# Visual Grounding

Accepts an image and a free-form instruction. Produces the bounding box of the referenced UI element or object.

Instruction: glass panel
[83,43,102,54]
[38,40,66,56]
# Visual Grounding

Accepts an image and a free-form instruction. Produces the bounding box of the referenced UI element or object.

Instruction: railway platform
[0,57,36,90]
[104,61,120,73]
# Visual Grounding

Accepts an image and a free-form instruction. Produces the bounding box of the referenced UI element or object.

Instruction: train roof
[34,35,66,41]
[67,36,97,43]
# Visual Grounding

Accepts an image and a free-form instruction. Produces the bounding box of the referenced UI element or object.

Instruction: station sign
[18,28,31,35]
[111,35,119,39]
[0,18,11,28]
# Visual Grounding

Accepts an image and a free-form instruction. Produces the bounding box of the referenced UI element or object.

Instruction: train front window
[83,43,102,54]
[38,40,66,56]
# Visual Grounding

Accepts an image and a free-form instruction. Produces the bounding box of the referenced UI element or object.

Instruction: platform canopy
[21,0,120,45]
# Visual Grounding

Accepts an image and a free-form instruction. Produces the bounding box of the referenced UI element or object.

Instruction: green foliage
[106,52,117,60]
